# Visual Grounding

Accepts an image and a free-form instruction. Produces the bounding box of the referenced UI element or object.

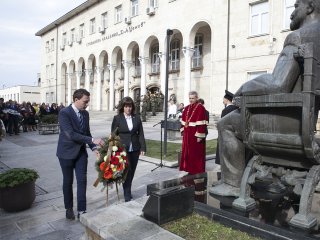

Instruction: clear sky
[0,0,85,89]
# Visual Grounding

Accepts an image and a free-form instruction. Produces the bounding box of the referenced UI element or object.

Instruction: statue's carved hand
[294,44,306,59]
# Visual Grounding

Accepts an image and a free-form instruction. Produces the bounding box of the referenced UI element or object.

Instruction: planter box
[38,124,60,135]
[0,181,36,212]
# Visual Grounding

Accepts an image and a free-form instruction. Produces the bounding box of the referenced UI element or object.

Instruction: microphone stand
[151,120,164,171]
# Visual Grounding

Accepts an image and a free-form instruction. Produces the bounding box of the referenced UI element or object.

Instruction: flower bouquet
[93,128,129,205]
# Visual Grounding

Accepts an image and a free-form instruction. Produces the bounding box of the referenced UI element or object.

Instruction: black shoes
[66,208,75,220]
[124,194,133,202]
[77,211,87,219]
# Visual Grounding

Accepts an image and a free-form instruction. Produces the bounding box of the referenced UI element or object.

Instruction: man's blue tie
[79,111,84,131]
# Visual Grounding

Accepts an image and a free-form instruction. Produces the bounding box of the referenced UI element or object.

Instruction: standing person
[111,96,146,202]
[176,103,184,119]
[180,91,208,175]
[167,99,177,119]
[7,100,20,136]
[198,98,209,137]
[215,90,239,166]
[141,95,147,122]
[56,89,103,220]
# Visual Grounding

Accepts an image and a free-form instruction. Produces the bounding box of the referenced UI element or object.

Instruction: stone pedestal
[80,198,183,240]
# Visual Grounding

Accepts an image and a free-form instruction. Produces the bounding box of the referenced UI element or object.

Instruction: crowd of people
[0,98,65,137]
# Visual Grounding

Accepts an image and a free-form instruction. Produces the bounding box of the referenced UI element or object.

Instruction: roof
[35,0,99,36]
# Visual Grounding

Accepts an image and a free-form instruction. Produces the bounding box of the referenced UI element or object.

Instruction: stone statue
[211,0,320,197]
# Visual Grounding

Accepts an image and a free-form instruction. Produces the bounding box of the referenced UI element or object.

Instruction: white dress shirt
[124,113,133,152]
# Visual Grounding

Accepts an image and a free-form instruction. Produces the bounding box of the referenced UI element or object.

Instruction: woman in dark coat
[111,96,146,202]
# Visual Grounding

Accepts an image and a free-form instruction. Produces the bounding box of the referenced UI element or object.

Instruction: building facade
[36,0,295,114]
[0,85,41,103]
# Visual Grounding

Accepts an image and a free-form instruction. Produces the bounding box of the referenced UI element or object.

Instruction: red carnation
[100,162,109,171]
[104,168,113,179]
[110,156,119,165]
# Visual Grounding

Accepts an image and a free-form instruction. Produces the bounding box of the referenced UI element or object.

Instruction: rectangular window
[90,18,96,34]
[62,32,67,46]
[151,45,160,73]
[247,71,267,81]
[51,64,55,79]
[46,65,50,80]
[115,5,122,23]
[132,0,139,17]
[101,12,108,29]
[46,93,49,103]
[50,39,54,51]
[79,24,85,38]
[70,28,75,42]
[170,40,180,71]
[45,41,49,53]
[284,0,295,29]
[50,92,55,104]
[149,0,158,8]
[250,1,269,36]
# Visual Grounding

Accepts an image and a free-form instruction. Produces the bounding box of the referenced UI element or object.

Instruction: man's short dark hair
[73,89,90,101]
[198,98,205,104]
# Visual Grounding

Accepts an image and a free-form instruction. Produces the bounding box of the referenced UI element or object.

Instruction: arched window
[133,88,140,101]
[134,48,141,76]
[120,89,124,100]
[192,33,203,68]
[151,44,160,73]
[170,39,180,71]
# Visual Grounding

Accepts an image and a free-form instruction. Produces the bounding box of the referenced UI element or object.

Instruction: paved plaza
[0,111,218,240]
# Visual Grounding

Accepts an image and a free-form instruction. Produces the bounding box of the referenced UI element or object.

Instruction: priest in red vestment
[180,91,208,175]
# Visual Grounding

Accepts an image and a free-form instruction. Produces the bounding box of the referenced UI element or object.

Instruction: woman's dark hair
[118,96,136,114]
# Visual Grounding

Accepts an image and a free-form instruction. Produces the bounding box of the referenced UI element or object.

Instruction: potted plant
[38,114,59,134]
[0,168,39,212]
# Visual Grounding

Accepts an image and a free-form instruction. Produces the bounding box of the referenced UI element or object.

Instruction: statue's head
[290,0,320,30]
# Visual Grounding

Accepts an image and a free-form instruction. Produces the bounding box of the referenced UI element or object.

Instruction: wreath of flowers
[94,130,129,187]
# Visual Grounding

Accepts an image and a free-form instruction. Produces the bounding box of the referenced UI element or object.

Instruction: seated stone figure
[211,0,320,197]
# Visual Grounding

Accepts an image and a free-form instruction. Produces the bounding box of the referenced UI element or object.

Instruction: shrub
[0,168,39,188]
[40,114,58,124]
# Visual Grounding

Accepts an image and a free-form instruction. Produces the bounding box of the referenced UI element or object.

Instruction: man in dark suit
[56,89,103,220]
[215,90,238,166]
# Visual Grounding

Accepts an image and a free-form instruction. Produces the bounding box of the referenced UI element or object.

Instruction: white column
[122,61,131,97]
[84,69,91,91]
[182,47,195,105]
[138,57,148,96]
[76,71,81,89]
[108,64,115,110]
[67,73,72,105]
[96,68,103,111]
[159,53,166,94]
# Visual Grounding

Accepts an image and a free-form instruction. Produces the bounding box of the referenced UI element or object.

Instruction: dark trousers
[123,151,140,201]
[8,114,19,134]
[58,149,88,211]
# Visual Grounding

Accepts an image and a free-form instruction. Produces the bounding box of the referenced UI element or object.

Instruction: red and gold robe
[180,103,208,174]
